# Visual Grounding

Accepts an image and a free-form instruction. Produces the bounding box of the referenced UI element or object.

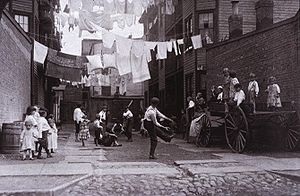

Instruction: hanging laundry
[165,0,175,15]
[117,16,126,29]
[177,38,184,45]
[102,30,115,48]
[116,54,131,75]
[63,4,70,13]
[145,41,158,50]
[166,41,173,52]
[78,11,97,37]
[103,53,117,69]
[126,0,134,14]
[157,42,167,60]
[94,0,104,7]
[132,40,145,58]
[68,0,81,12]
[99,74,111,86]
[119,78,127,95]
[59,13,68,28]
[34,40,48,65]
[115,35,132,56]
[125,14,135,26]
[116,0,125,14]
[86,55,103,70]
[131,54,151,83]
[141,0,149,9]
[145,48,152,62]
[85,75,91,87]
[191,34,203,49]
[68,14,75,32]
[133,0,143,16]
[81,0,94,11]
[81,75,87,84]
[103,0,116,14]
[172,40,179,55]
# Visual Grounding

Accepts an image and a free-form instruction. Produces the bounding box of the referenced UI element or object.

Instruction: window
[14,15,29,32]
[199,13,214,44]
[185,17,193,37]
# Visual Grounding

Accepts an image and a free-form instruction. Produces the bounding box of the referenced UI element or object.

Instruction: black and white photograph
[0,0,300,195]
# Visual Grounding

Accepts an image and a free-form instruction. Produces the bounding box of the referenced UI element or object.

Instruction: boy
[233,83,245,107]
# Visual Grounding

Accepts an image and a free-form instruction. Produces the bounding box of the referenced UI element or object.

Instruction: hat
[217,86,223,89]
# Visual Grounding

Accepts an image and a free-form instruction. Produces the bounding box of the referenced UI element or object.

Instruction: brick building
[0,0,61,126]
[140,0,299,120]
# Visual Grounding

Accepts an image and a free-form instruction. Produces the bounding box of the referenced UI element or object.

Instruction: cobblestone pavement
[62,171,300,196]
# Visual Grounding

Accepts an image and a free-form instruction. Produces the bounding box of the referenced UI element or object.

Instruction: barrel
[1,122,23,154]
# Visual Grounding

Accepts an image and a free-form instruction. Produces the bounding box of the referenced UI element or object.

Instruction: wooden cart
[194,103,300,153]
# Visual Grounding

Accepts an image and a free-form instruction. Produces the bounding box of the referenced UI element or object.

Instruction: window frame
[14,13,30,33]
[197,10,215,44]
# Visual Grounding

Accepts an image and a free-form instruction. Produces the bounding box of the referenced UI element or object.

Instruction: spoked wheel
[225,106,249,153]
[281,113,300,151]
[196,114,212,147]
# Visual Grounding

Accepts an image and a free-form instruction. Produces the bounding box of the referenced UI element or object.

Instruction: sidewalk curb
[269,170,300,182]
[0,174,92,196]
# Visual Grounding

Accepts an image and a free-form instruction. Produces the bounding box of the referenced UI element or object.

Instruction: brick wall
[218,0,299,41]
[206,12,300,110]
[0,11,31,125]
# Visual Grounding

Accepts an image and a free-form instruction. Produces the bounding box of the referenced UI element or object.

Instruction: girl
[266,76,282,110]
[20,120,35,160]
[229,71,239,100]
[24,106,39,157]
[48,115,58,153]
[79,119,90,147]
[248,73,259,113]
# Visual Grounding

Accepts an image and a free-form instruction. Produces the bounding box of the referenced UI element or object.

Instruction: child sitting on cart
[233,83,245,107]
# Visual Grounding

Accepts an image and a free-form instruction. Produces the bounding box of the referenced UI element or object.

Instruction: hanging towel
[103,53,117,69]
[165,0,175,15]
[157,42,167,60]
[116,0,125,14]
[81,0,94,11]
[116,54,131,75]
[115,36,132,56]
[191,34,203,49]
[172,40,179,55]
[166,41,173,52]
[85,75,91,87]
[104,0,116,14]
[126,0,134,14]
[86,55,103,70]
[102,30,115,48]
[177,39,184,45]
[133,0,143,16]
[132,40,145,58]
[131,54,151,83]
[145,41,158,50]
[34,40,48,64]
[69,0,81,11]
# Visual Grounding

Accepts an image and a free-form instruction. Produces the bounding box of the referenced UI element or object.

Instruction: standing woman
[144,97,174,159]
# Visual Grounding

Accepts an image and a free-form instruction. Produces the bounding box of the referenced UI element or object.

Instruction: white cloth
[116,0,125,14]
[133,0,143,16]
[34,41,48,64]
[131,40,145,58]
[37,117,51,138]
[103,54,117,69]
[131,54,151,83]
[69,0,81,11]
[73,108,85,123]
[165,0,175,15]
[85,75,91,87]
[248,80,259,95]
[116,54,131,75]
[177,39,184,45]
[48,125,58,150]
[234,90,246,106]
[99,110,106,123]
[103,0,116,14]
[125,14,135,26]
[86,55,103,70]
[20,128,34,151]
[172,40,179,55]
[157,42,167,59]
[145,41,158,50]
[115,36,132,56]
[81,0,94,11]
[166,41,173,52]
[123,110,133,118]
[102,30,115,49]
[191,34,203,49]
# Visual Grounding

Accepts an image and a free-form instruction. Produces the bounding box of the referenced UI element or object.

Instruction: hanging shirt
[73,108,85,123]
[166,41,173,52]
[131,54,151,83]
[102,30,115,48]
[115,36,132,57]
[34,40,48,64]
[157,42,167,60]
[86,55,103,70]
[191,34,203,49]
[234,90,246,106]
[103,0,116,14]
[116,0,125,14]
[116,54,131,75]
[126,0,134,14]
[103,53,117,69]
[132,40,145,58]
[145,41,158,50]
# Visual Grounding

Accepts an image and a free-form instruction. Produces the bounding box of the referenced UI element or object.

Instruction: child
[48,115,58,153]
[229,71,239,100]
[248,73,259,113]
[233,83,245,107]
[20,120,35,160]
[217,86,223,103]
[93,114,103,146]
[266,76,282,110]
[79,119,90,147]
[36,110,52,159]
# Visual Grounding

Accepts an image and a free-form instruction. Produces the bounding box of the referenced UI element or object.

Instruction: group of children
[20,106,58,160]
[211,68,282,112]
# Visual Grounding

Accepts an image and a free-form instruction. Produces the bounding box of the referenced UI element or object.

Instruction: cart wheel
[225,106,249,153]
[282,113,300,151]
[196,114,212,147]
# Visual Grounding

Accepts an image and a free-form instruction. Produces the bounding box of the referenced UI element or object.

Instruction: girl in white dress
[48,115,58,153]
[20,120,35,160]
